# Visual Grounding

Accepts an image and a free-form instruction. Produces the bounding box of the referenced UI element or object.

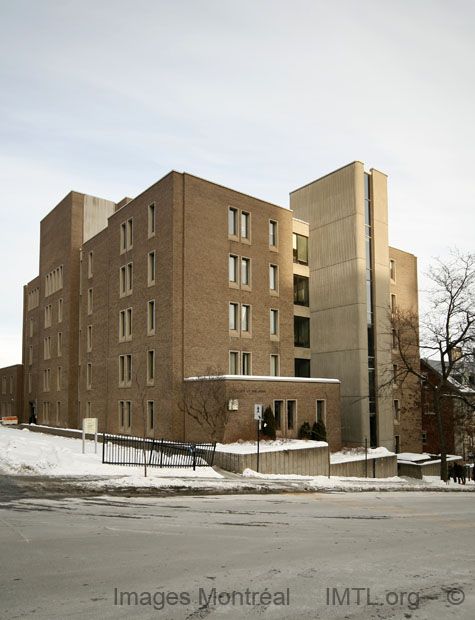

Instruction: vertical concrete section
[371,169,392,449]
[83,196,116,243]
[290,162,369,446]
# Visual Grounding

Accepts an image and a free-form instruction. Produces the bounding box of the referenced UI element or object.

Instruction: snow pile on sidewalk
[0,426,222,485]
[331,446,394,463]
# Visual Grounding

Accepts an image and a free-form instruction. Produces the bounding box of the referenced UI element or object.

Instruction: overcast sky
[1,0,474,366]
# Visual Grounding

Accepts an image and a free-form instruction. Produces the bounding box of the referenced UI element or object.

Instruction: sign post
[82,418,98,454]
[254,404,264,473]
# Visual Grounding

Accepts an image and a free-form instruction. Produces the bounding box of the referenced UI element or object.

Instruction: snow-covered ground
[330,446,394,463]
[1,426,474,493]
[0,426,223,489]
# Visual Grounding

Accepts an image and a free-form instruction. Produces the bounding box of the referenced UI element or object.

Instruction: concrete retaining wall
[330,455,397,478]
[398,459,463,479]
[214,445,329,476]
[17,424,101,442]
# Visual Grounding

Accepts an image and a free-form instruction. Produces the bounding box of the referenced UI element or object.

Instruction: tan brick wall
[0,364,23,420]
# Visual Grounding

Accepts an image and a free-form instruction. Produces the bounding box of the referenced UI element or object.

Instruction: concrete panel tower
[290,162,393,448]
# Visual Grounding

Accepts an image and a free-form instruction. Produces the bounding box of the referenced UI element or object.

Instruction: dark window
[295,358,310,378]
[293,275,309,306]
[294,316,310,348]
[274,400,283,430]
[293,234,308,265]
[287,401,296,430]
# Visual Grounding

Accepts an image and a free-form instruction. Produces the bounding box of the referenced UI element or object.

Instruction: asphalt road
[1,491,474,620]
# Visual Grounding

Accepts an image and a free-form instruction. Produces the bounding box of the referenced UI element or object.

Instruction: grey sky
[1,0,474,365]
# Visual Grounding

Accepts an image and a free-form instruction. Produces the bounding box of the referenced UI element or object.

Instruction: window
[390,259,396,281]
[147,350,155,384]
[148,203,155,237]
[43,401,50,424]
[45,304,52,327]
[58,298,63,323]
[1,377,5,394]
[269,220,278,247]
[241,211,250,240]
[57,366,62,391]
[293,275,309,306]
[274,400,283,430]
[316,400,326,424]
[294,316,310,348]
[148,401,155,430]
[391,328,397,350]
[120,218,133,252]
[148,251,155,285]
[391,294,397,313]
[393,399,400,421]
[293,233,308,265]
[119,354,132,386]
[394,435,400,454]
[43,368,51,391]
[229,351,239,375]
[287,400,296,430]
[241,258,250,287]
[295,358,310,377]
[242,352,251,375]
[29,318,34,337]
[241,304,251,334]
[270,354,280,377]
[269,264,278,293]
[229,303,238,332]
[87,289,93,315]
[57,332,62,357]
[147,300,155,335]
[228,207,238,237]
[422,431,427,444]
[56,401,61,425]
[28,372,32,393]
[120,263,133,296]
[87,325,92,352]
[28,346,33,365]
[88,251,93,278]
[393,364,398,386]
[119,401,132,431]
[86,363,92,389]
[229,255,238,284]
[270,309,279,338]
[119,308,132,342]
[44,336,51,359]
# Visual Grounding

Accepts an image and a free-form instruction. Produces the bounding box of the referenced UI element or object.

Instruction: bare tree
[180,368,233,444]
[389,250,475,480]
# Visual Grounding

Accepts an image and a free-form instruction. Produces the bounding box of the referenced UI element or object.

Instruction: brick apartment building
[16,161,420,452]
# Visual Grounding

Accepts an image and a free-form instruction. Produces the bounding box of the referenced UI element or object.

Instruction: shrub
[262,406,276,440]
[311,420,327,442]
[299,421,312,439]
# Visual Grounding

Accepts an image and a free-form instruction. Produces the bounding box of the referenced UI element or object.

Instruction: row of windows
[228,207,279,250]
[40,401,62,425]
[117,351,155,387]
[119,204,156,254]
[42,333,62,360]
[28,287,39,310]
[1,376,14,395]
[45,265,63,297]
[44,298,63,327]
[229,351,280,376]
[118,399,156,432]
[42,367,63,392]
[229,304,278,338]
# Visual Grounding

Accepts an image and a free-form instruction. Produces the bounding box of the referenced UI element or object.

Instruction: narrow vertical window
[126,307,132,340]
[148,401,155,430]
[120,266,126,295]
[148,251,155,285]
[148,203,155,236]
[316,400,326,424]
[120,222,127,252]
[229,303,238,331]
[127,263,133,293]
[393,399,400,421]
[87,289,93,315]
[229,351,239,375]
[147,350,155,384]
[87,325,92,352]
[229,255,238,284]
[57,366,62,391]
[269,220,277,247]
[148,300,155,335]
[287,400,296,430]
[242,352,251,375]
[270,309,279,337]
[127,218,133,249]
[228,207,238,236]
[88,251,93,278]
[86,363,92,389]
[241,258,250,287]
[390,259,396,281]
[58,298,63,323]
[274,400,283,430]
[270,264,278,292]
[241,304,250,334]
[241,211,250,240]
[270,354,280,377]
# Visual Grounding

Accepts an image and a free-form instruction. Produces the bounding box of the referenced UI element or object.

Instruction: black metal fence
[102,433,216,470]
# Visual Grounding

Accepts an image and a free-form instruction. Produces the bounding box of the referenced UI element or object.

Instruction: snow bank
[331,446,394,464]
[216,439,327,454]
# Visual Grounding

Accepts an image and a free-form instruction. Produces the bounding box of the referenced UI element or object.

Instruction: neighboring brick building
[0,364,23,421]
[19,162,419,452]
[421,359,475,458]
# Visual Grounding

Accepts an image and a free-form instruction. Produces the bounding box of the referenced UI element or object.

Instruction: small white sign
[254,404,264,420]
[83,417,98,434]
[228,399,239,411]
